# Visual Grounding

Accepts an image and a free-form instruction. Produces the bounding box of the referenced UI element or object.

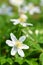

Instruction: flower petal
[10,33,17,42]
[11,47,17,56]
[13,22,19,25]
[29,10,34,15]
[20,22,33,27]
[6,40,14,47]
[34,7,40,13]
[18,49,24,57]
[26,23,33,26]
[19,36,26,42]
[20,23,27,27]
[10,19,19,25]
[21,44,29,49]
[10,19,17,22]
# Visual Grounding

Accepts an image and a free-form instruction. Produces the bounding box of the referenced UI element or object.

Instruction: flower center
[18,17,26,22]
[15,41,22,48]
[29,5,34,10]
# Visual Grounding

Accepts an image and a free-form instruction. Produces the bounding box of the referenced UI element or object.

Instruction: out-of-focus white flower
[9,0,24,7]
[28,3,41,15]
[21,3,40,15]
[28,30,33,34]
[35,30,39,35]
[10,14,33,27]
[0,4,13,16]
[6,33,29,57]
[40,0,43,6]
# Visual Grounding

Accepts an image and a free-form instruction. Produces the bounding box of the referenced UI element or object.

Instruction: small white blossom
[21,3,41,15]
[40,0,43,6]
[28,30,33,34]
[10,14,33,27]
[35,30,39,35]
[28,3,41,15]
[6,33,29,57]
[0,4,13,16]
[9,0,24,7]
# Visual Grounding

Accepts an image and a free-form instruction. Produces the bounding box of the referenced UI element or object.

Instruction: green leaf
[0,56,6,65]
[39,53,43,65]
[6,58,13,65]
[15,54,24,65]
[25,58,39,65]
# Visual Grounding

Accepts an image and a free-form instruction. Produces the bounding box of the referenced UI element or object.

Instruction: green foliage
[0,56,13,65]
[25,59,39,65]
[39,53,43,65]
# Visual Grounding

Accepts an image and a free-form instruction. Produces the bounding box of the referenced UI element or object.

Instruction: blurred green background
[0,0,43,65]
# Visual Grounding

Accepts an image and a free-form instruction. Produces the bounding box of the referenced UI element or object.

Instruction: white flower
[9,0,24,7]
[40,0,43,6]
[22,3,40,15]
[6,33,29,57]
[27,3,41,15]
[0,4,13,16]
[10,14,33,27]
[35,30,39,35]
[28,30,33,34]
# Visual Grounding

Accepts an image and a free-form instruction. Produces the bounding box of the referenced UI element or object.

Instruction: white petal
[9,0,24,6]
[26,23,33,26]
[10,19,19,24]
[10,19,17,22]
[6,40,14,47]
[23,6,28,11]
[13,22,19,25]
[11,47,17,56]
[29,10,34,15]
[34,7,40,13]
[18,49,24,57]
[35,30,39,35]
[20,23,33,27]
[19,36,26,42]
[28,2,34,7]
[21,44,29,49]
[40,0,43,6]
[10,33,17,42]
[20,23,27,27]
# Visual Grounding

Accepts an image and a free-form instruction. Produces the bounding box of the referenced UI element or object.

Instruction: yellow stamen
[15,41,22,48]
[29,5,34,10]
[18,17,26,22]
